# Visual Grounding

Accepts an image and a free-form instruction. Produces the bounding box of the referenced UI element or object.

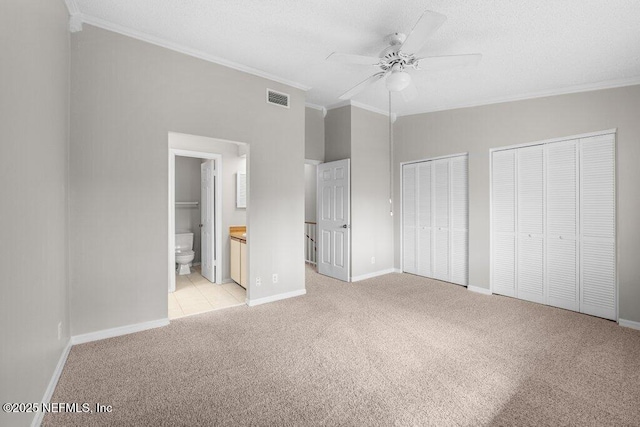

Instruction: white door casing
[317,159,350,282]
[201,160,215,282]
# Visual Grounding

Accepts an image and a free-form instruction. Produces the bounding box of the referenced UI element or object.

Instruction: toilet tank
[175,232,194,251]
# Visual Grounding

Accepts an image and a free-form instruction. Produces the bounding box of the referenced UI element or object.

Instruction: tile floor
[169,265,246,319]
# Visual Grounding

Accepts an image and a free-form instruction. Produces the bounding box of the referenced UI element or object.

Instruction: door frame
[169,149,222,292]
[399,152,468,276]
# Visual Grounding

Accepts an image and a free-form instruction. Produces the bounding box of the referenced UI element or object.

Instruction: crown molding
[78,14,311,92]
[351,100,390,117]
[305,102,324,111]
[397,76,640,118]
[63,0,80,15]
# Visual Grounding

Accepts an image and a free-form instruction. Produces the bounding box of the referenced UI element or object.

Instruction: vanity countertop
[229,226,246,243]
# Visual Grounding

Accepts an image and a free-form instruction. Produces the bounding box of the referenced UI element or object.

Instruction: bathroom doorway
[168,132,249,319]
[169,150,222,291]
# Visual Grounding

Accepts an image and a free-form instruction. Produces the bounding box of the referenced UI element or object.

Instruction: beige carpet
[44,267,640,426]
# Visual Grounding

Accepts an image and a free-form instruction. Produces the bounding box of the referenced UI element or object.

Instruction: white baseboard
[619,318,640,330]
[71,318,169,345]
[247,289,306,307]
[393,268,402,273]
[31,340,72,427]
[468,285,492,296]
[351,268,396,282]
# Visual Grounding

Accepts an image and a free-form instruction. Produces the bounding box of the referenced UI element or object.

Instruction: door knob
[199,224,203,228]
[341,224,348,228]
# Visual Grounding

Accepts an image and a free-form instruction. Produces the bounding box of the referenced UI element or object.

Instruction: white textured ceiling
[72,0,640,115]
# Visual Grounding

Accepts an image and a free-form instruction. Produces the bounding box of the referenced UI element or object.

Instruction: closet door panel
[402,164,417,274]
[433,160,450,281]
[493,235,516,297]
[450,156,468,285]
[580,135,616,320]
[547,239,578,310]
[492,150,516,297]
[517,146,545,303]
[546,141,578,310]
[416,163,432,276]
[517,236,545,304]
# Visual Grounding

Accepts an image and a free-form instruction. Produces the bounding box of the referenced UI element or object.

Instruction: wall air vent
[266,89,290,108]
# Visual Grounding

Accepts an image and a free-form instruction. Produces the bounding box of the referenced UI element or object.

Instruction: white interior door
[580,134,616,320]
[433,159,450,281]
[201,160,215,282]
[516,145,545,304]
[450,156,468,286]
[402,164,417,274]
[492,150,517,297]
[317,159,350,282]
[546,140,579,311]
[416,162,433,277]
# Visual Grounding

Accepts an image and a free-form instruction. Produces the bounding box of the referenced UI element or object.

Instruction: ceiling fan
[327,10,482,101]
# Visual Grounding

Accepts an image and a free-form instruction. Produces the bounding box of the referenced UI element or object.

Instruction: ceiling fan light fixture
[386,70,411,92]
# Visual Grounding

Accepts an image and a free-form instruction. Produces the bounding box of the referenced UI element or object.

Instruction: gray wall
[70,25,305,335]
[322,105,394,279]
[0,1,70,426]
[394,85,640,323]
[324,106,351,162]
[175,156,202,262]
[304,164,317,223]
[305,107,325,162]
[351,107,394,278]
[170,133,247,282]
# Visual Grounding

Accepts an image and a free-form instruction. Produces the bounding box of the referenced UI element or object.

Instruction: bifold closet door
[450,156,468,285]
[402,156,466,284]
[402,164,417,274]
[491,150,516,297]
[580,134,616,320]
[546,140,579,311]
[432,159,450,281]
[416,162,433,277]
[402,162,433,276]
[516,146,545,304]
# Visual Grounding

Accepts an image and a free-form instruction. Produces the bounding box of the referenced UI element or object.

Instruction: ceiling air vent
[266,89,290,108]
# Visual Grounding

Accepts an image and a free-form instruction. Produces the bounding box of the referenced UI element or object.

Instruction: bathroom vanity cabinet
[230,227,247,289]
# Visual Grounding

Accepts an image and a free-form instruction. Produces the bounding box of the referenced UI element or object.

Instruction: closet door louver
[450,156,469,285]
[517,146,545,304]
[546,140,579,311]
[402,155,467,285]
[492,150,517,297]
[402,164,417,274]
[433,159,450,281]
[580,134,616,320]
[416,162,432,277]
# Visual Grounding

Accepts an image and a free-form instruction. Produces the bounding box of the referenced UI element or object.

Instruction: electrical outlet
[272,273,278,283]
[57,322,62,341]
[371,257,376,264]
[256,277,261,286]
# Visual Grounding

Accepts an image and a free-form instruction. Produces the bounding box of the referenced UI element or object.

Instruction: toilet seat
[175,249,194,256]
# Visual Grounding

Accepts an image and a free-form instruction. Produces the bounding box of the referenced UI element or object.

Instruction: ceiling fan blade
[326,52,381,66]
[401,81,418,102]
[339,72,387,100]
[401,10,447,54]
[415,54,482,72]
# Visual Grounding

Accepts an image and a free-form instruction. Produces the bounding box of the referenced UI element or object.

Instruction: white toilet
[175,232,195,275]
